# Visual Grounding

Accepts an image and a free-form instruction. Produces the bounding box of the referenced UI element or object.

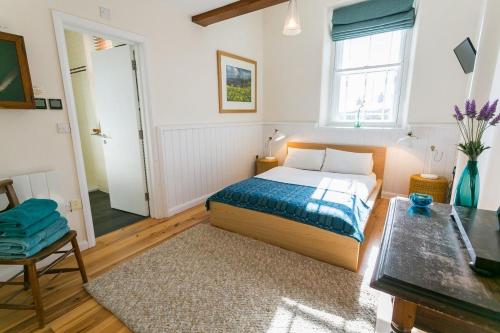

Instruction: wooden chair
[0,179,88,328]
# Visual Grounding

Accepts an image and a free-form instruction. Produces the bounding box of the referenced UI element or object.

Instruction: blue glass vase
[454,160,480,208]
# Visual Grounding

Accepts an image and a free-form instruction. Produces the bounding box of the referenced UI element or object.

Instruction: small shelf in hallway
[89,190,146,237]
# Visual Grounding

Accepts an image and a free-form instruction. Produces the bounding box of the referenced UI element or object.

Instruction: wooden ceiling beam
[192,0,288,27]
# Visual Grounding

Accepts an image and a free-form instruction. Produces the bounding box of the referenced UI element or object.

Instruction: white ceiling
[173,0,237,15]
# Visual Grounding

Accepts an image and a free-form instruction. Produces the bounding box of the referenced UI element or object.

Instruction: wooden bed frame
[210,142,386,272]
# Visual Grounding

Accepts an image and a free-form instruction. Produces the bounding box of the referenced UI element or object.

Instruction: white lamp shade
[283,0,302,36]
[273,131,286,142]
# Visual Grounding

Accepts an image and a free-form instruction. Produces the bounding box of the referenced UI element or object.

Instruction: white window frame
[327,30,413,128]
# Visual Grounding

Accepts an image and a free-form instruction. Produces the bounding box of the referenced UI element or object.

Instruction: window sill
[319,124,404,130]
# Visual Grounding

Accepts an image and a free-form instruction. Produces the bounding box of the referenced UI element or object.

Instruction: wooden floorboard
[0,200,389,333]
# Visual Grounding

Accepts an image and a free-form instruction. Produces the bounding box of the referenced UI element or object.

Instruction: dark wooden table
[371,198,500,333]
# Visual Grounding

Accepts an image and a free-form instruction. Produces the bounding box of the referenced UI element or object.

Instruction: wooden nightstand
[409,174,449,203]
[256,157,278,175]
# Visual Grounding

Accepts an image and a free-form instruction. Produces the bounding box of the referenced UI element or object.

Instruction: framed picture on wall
[217,50,257,113]
[0,31,35,109]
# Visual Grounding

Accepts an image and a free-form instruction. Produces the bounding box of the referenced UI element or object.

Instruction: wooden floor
[0,199,389,333]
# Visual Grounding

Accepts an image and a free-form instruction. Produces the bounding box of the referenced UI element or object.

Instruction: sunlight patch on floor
[266,297,373,333]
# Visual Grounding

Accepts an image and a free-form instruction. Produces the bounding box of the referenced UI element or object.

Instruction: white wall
[473,0,500,210]
[65,30,109,192]
[262,0,484,124]
[0,0,265,245]
[261,0,487,196]
[406,0,484,124]
[479,56,500,210]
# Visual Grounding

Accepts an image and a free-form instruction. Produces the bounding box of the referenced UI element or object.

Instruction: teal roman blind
[331,0,415,41]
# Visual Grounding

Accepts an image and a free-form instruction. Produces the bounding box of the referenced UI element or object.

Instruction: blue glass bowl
[409,193,433,208]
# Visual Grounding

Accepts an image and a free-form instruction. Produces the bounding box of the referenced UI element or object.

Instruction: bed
[207,142,386,272]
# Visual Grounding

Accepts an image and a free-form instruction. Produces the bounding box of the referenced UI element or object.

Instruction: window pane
[335,69,400,122]
[338,35,371,69]
[368,31,403,66]
[337,31,403,69]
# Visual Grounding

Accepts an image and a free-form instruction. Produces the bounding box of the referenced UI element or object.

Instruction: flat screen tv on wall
[454,37,477,74]
[0,31,35,109]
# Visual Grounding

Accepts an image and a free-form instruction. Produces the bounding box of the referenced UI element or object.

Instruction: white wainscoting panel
[263,123,459,198]
[159,123,263,216]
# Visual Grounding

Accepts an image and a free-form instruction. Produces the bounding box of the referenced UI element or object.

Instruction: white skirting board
[158,123,263,216]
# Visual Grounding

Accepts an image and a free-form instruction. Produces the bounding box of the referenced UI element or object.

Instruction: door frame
[52,11,160,248]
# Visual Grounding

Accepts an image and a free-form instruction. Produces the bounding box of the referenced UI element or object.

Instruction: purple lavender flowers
[453,99,499,160]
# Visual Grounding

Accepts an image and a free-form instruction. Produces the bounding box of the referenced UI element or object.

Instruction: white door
[91,46,149,216]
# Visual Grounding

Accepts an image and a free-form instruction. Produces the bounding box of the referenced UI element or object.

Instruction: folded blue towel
[0,224,70,258]
[0,211,61,237]
[0,198,58,229]
[0,217,68,253]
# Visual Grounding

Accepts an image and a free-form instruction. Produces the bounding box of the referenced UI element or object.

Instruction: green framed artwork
[0,31,35,109]
[217,50,257,113]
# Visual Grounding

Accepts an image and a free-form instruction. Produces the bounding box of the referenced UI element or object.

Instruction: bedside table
[409,174,449,203]
[256,158,278,175]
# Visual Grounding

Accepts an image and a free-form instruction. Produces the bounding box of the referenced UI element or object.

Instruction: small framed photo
[35,98,47,109]
[48,98,63,110]
[217,50,257,113]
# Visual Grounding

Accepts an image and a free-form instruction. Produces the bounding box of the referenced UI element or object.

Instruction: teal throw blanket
[0,198,58,228]
[207,177,369,242]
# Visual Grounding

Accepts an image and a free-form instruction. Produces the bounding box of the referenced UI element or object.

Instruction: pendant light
[283,0,301,36]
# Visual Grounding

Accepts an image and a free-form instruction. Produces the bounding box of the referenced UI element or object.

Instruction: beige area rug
[85,224,378,333]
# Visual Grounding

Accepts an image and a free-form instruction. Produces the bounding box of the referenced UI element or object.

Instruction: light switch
[33,85,45,96]
[56,122,71,134]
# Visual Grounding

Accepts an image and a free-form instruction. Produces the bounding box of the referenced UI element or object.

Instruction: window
[329,30,410,126]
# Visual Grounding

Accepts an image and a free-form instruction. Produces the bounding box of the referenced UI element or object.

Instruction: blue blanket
[0,198,58,228]
[0,217,68,254]
[0,211,61,237]
[0,224,69,258]
[207,178,369,242]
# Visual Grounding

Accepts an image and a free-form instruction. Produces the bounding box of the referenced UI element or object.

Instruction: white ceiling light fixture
[283,0,301,36]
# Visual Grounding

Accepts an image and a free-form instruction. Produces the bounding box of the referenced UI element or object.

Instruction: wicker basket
[409,174,449,203]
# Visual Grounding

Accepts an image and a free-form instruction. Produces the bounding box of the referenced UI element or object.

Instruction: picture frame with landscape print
[0,31,35,109]
[217,51,256,113]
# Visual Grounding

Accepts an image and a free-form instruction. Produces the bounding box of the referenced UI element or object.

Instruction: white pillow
[283,148,325,171]
[321,148,373,175]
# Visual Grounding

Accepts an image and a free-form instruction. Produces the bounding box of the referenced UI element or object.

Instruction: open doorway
[64,30,149,237]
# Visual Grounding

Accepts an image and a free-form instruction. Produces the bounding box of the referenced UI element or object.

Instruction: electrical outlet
[63,201,72,212]
[70,200,83,211]
[99,6,111,20]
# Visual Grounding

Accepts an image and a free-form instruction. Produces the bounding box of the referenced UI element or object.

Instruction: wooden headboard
[287,142,387,180]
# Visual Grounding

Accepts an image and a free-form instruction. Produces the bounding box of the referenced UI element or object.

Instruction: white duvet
[256,166,377,203]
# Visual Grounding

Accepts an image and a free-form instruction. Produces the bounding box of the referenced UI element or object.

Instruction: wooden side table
[409,174,449,203]
[256,157,278,175]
